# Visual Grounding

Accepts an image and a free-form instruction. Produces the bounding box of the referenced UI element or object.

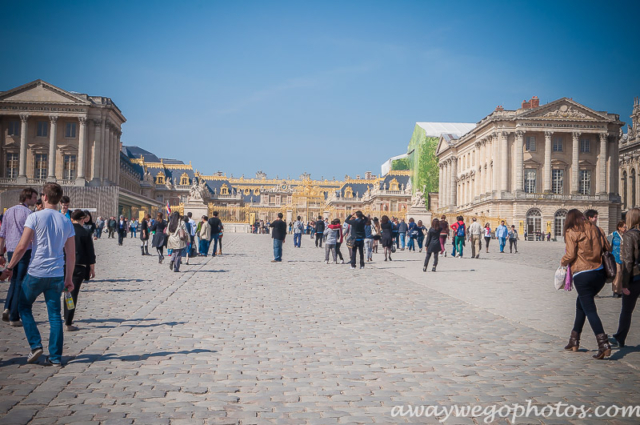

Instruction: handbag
[565,264,573,291]
[554,266,567,290]
[391,244,396,253]
[346,234,356,249]
[598,230,617,281]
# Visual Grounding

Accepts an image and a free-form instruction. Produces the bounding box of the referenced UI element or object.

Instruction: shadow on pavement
[69,348,217,363]
[609,345,640,360]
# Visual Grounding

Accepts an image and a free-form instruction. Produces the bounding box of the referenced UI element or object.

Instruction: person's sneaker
[43,357,62,367]
[65,325,79,332]
[9,320,22,327]
[2,309,9,322]
[27,347,43,364]
[350,266,356,270]
[169,259,174,270]
[360,266,364,269]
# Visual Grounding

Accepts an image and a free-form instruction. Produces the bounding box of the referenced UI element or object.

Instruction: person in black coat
[315,215,325,248]
[151,212,168,263]
[424,218,442,272]
[65,209,96,331]
[345,211,368,269]
[117,215,128,246]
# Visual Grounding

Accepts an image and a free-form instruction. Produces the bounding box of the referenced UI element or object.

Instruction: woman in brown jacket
[561,209,612,359]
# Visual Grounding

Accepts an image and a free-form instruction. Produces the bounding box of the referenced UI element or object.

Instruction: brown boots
[564,331,580,351]
[593,333,612,360]
[564,331,612,359]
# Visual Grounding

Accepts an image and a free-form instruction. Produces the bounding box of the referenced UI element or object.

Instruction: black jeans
[315,233,323,247]
[572,268,607,336]
[335,242,344,261]
[613,281,640,345]
[350,239,365,267]
[64,266,87,326]
[509,239,517,252]
[118,231,125,245]
[424,250,439,268]
[484,237,490,248]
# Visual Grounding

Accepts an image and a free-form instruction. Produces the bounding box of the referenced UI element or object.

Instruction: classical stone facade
[437,96,624,238]
[619,97,640,212]
[0,80,161,218]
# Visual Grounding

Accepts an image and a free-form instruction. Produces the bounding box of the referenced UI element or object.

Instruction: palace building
[619,97,640,212]
[436,96,624,238]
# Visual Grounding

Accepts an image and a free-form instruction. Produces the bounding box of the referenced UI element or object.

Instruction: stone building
[619,97,640,212]
[437,96,624,238]
[0,80,161,218]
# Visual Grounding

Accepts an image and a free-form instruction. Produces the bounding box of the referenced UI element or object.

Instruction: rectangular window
[63,155,76,180]
[8,121,20,136]
[6,153,18,178]
[524,169,537,193]
[552,137,563,152]
[552,169,564,195]
[37,121,48,137]
[526,136,536,152]
[35,154,48,179]
[580,139,590,153]
[579,170,591,195]
[65,122,77,138]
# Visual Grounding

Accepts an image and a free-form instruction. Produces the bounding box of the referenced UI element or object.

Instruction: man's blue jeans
[210,233,220,256]
[199,239,210,256]
[4,250,31,321]
[273,239,283,261]
[499,237,506,252]
[19,274,65,362]
[293,233,301,247]
[399,233,406,249]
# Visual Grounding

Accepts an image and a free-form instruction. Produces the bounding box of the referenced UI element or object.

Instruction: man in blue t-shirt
[0,183,75,366]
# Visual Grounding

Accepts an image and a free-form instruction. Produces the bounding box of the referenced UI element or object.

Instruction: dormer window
[389,178,399,191]
[220,184,229,195]
[156,172,165,184]
[344,186,353,198]
[180,172,189,185]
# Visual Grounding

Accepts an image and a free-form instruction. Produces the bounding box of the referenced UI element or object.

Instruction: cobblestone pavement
[0,233,639,424]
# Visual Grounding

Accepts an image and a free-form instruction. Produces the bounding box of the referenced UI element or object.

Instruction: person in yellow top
[198,216,211,256]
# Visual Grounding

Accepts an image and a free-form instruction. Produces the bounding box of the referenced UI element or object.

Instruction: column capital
[49,115,59,123]
[572,131,581,139]
[19,113,29,122]
[501,130,510,137]
[544,131,554,137]
[515,130,524,138]
[599,132,608,142]
[78,116,87,124]
[93,119,101,127]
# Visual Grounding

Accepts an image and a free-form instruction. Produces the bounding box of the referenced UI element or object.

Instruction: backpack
[456,223,465,237]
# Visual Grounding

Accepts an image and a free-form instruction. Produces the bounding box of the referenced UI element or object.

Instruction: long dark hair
[168,211,181,233]
[381,215,389,224]
[431,218,440,230]
[563,209,585,236]
[83,210,94,225]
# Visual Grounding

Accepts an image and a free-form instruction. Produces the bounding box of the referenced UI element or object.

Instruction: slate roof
[120,152,144,179]
[379,174,410,190]
[416,122,476,138]
[339,183,374,198]
[122,146,160,163]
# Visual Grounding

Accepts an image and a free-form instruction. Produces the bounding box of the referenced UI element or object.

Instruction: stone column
[438,164,443,208]
[491,135,498,192]
[104,123,111,184]
[611,136,620,195]
[91,119,102,183]
[544,131,553,193]
[515,131,524,192]
[475,143,481,199]
[571,132,581,194]
[450,157,457,208]
[47,116,58,180]
[446,161,451,207]
[18,114,29,179]
[500,131,509,192]
[597,132,607,194]
[113,130,121,184]
[77,117,87,183]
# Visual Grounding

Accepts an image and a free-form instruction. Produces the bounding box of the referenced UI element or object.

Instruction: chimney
[530,96,540,108]
[521,99,531,109]
[495,105,504,112]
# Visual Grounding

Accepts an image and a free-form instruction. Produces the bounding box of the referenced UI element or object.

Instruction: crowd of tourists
[2,190,638,366]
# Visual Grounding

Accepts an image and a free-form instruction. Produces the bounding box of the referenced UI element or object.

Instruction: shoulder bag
[598,229,616,281]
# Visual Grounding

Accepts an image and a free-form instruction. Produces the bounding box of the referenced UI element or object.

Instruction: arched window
[344,186,353,198]
[180,173,189,186]
[220,184,229,195]
[254,188,260,195]
[554,209,567,239]
[526,208,542,240]
[389,178,399,191]
[155,172,165,185]
[244,188,250,195]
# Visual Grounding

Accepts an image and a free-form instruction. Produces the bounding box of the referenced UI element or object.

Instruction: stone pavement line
[0,236,231,425]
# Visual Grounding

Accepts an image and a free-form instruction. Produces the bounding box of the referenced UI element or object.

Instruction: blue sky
[2,0,639,179]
